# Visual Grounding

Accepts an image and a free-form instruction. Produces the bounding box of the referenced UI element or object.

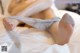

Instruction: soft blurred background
[54,0,80,15]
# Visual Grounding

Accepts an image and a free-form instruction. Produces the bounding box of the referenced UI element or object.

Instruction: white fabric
[0,0,80,53]
[9,16,60,30]
[0,10,80,53]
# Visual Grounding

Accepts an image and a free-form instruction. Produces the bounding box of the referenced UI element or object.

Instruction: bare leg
[18,8,54,27]
[30,8,54,19]
[3,13,74,45]
[48,13,75,45]
[42,8,55,19]
[30,12,44,19]
[9,13,74,45]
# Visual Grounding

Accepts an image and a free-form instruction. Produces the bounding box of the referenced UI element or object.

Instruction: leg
[48,13,75,45]
[42,8,55,19]
[29,7,54,19]
[9,13,74,45]
[30,12,45,19]
[15,3,53,27]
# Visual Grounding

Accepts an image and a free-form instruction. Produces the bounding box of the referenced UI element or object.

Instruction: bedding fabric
[0,10,80,53]
[0,0,80,53]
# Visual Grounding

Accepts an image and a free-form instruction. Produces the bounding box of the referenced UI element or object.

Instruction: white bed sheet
[0,10,80,53]
[0,0,80,52]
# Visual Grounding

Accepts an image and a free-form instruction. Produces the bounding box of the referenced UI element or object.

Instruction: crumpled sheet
[0,26,70,53]
[0,0,80,52]
[0,10,80,53]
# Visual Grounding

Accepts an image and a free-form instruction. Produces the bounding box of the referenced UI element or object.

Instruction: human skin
[8,0,54,27]
[8,0,36,15]
[8,0,54,19]
[4,0,74,45]
[3,13,74,45]
[48,14,74,45]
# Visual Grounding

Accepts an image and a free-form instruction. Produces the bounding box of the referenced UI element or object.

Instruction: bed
[0,0,80,53]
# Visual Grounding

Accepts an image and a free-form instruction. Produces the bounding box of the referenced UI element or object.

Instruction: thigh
[42,8,55,19]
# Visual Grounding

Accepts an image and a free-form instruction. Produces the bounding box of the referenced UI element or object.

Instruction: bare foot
[3,18,14,31]
[55,13,75,45]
